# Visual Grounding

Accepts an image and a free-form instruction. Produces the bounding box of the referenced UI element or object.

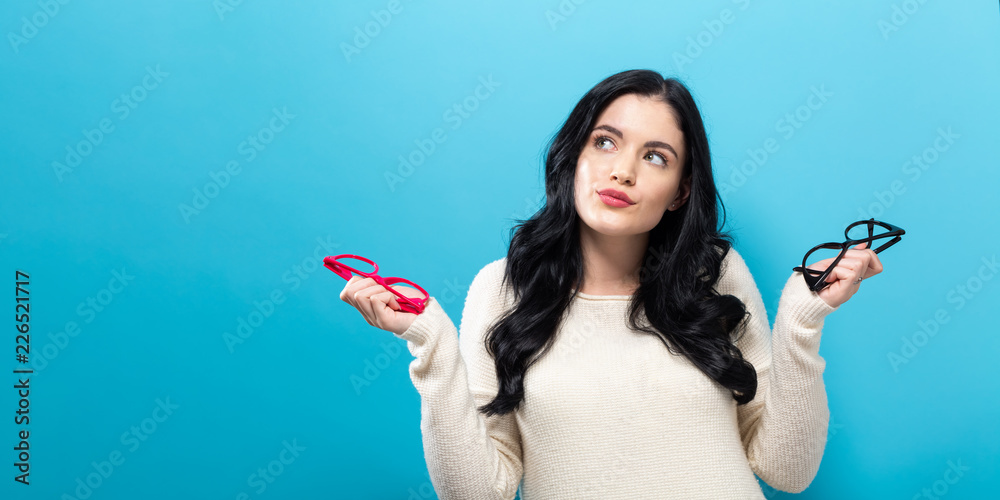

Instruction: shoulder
[466,256,513,308]
[474,256,507,282]
[719,245,748,274]
[458,257,513,350]
[470,257,507,293]
[716,246,758,296]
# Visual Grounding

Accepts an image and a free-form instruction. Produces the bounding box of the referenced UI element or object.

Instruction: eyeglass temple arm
[871,235,902,254]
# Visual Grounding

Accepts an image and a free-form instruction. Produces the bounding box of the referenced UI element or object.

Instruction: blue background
[2,1,998,498]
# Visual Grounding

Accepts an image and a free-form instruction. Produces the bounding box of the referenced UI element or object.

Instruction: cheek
[575,155,600,185]
[650,181,679,209]
[574,158,593,193]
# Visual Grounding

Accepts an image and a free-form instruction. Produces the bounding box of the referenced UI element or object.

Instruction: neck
[575,220,648,295]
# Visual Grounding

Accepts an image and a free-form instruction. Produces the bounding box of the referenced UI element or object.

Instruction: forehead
[593,93,681,137]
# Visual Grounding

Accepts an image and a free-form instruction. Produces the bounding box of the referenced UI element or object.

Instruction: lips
[597,188,635,205]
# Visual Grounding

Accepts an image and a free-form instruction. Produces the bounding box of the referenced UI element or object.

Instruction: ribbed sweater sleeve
[716,249,839,493]
[394,259,523,500]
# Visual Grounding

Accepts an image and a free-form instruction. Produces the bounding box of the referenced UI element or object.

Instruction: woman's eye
[594,136,614,150]
[645,151,667,166]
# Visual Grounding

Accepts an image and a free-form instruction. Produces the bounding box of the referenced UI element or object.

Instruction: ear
[670,175,692,210]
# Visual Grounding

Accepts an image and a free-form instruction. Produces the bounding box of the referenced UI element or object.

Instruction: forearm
[398,297,522,500]
[744,274,837,493]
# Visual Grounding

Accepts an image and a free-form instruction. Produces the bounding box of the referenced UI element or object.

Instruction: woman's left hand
[808,243,885,308]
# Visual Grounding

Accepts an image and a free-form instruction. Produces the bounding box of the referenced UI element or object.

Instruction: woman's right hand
[339,276,422,336]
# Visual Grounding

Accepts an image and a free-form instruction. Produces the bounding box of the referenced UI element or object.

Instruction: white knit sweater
[395,248,838,499]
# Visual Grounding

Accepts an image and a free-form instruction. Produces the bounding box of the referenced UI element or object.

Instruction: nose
[610,156,635,186]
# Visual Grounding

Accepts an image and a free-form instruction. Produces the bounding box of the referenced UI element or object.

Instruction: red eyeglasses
[324,254,429,314]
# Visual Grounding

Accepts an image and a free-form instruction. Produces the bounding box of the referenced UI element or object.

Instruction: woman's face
[574,93,691,238]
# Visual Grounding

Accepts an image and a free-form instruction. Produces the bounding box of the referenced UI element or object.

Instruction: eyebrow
[593,124,678,160]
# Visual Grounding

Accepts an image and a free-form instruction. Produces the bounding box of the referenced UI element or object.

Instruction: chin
[582,219,648,237]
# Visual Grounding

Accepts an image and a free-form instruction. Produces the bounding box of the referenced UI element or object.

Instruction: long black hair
[478,69,755,417]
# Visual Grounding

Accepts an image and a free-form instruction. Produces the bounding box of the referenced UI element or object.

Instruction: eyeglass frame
[324,254,430,314]
[792,218,905,292]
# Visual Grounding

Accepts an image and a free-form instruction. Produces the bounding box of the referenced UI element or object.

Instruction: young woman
[340,69,882,499]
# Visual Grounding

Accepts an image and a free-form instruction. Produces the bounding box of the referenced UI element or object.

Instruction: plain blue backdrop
[2,1,998,499]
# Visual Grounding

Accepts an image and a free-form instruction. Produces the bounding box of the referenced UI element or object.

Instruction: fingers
[339,276,359,302]
[374,290,401,311]
[831,256,866,282]
[825,262,856,284]
[866,247,884,274]
[374,291,403,323]
[805,258,835,273]
[844,245,884,279]
[388,284,420,299]
[340,277,404,329]
[343,277,378,327]
[811,242,889,308]
[353,282,382,324]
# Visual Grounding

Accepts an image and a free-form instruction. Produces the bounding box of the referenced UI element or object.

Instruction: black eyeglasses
[792,218,905,292]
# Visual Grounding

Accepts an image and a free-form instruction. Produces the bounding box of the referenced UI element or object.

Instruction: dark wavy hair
[478,69,755,417]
